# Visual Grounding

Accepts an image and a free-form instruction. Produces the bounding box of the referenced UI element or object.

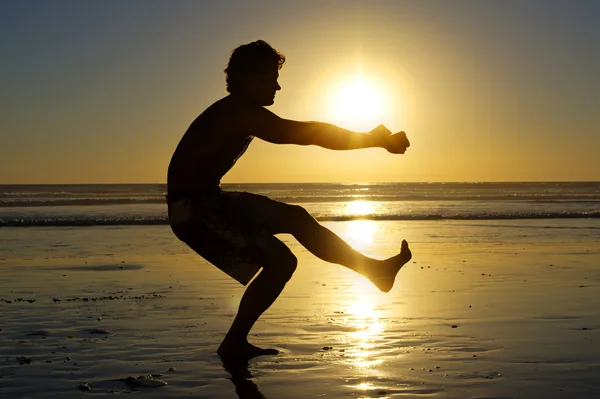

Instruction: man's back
[167,97,253,197]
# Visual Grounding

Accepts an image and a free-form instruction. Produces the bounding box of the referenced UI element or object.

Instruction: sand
[1,220,599,398]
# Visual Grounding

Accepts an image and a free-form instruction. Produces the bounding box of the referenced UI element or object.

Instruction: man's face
[243,66,281,106]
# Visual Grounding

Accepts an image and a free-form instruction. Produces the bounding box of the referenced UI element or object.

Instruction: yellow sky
[2,1,599,184]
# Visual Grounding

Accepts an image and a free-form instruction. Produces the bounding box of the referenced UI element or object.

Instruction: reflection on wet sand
[220,355,267,399]
[336,213,397,397]
[344,289,389,396]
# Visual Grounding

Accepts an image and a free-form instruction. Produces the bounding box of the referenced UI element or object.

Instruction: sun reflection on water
[344,220,377,251]
[345,200,375,216]
[341,201,380,251]
[335,200,394,388]
[355,382,373,390]
[344,293,387,373]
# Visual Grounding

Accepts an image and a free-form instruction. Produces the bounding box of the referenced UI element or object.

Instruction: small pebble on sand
[27,330,50,337]
[122,375,168,387]
[86,328,110,334]
[77,383,90,391]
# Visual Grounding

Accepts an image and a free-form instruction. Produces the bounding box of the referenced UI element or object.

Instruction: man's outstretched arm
[243,107,410,154]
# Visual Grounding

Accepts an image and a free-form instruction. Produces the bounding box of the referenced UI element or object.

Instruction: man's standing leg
[217,233,297,360]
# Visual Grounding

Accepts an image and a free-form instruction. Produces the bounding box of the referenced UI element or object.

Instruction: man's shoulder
[189,97,235,127]
[198,96,254,122]
[186,97,253,137]
[205,96,276,126]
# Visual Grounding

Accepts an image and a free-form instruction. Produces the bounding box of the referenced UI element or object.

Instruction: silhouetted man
[167,40,412,361]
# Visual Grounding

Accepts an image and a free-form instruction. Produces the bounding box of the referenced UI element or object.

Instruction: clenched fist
[369,124,410,154]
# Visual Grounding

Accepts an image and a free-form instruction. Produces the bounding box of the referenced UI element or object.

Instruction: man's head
[225,40,285,106]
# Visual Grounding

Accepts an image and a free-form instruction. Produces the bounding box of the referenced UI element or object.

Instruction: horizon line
[1,180,599,186]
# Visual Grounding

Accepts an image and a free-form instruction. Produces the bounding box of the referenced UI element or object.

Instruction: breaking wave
[2,211,599,227]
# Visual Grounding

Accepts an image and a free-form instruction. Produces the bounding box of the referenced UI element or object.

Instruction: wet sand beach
[1,220,599,398]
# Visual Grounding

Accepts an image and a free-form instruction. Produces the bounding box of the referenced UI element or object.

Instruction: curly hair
[224,40,286,94]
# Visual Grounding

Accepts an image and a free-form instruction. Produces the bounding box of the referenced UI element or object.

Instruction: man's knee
[284,204,313,231]
[288,204,310,219]
[278,251,297,282]
[264,248,297,282]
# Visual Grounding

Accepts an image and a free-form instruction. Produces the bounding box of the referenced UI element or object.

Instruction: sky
[1,0,599,184]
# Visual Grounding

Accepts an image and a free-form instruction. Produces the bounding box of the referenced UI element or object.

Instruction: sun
[327,75,390,131]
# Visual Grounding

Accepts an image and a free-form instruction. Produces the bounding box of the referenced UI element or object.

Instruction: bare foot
[369,239,412,293]
[217,340,279,361]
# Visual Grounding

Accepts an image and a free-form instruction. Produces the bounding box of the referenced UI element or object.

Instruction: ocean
[1,182,599,227]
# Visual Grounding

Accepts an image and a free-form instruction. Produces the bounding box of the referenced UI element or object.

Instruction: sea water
[1,182,599,227]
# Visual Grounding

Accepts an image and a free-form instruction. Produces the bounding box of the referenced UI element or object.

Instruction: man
[167,40,412,361]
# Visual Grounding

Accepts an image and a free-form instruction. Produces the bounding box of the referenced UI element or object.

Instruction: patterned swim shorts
[167,191,289,285]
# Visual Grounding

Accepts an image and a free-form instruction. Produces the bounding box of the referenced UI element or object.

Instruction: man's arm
[242,106,409,153]
[261,119,383,150]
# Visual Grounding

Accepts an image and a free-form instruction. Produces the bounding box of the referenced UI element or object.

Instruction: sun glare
[328,75,390,132]
[340,201,379,250]
[345,200,375,216]
[344,220,377,251]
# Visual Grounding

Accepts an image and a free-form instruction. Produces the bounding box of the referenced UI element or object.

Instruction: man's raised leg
[281,205,412,292]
